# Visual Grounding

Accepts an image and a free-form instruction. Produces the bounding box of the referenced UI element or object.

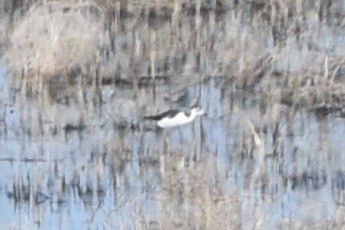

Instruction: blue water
[1,78,343,229]
[1,36,345,229]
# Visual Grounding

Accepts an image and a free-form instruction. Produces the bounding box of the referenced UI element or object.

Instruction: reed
[1,1,345,229]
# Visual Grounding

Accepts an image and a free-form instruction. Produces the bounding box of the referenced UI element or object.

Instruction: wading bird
[144,106,204,128]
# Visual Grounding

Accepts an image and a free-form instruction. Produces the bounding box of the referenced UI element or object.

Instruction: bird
[143,106,205,128]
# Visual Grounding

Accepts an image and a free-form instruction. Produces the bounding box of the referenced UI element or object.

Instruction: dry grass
[4,1,106,81]
[157,154,242,229]
[2,1,345,229]
[2,0,344,107]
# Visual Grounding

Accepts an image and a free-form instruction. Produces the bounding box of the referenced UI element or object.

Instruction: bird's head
[191,106,205,116]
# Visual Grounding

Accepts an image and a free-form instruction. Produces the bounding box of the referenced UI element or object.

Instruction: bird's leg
[178,128,183,145]
[163,131,169,155]
[159,131,167,174]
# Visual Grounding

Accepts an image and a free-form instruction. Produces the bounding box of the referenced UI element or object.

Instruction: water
[0,64,345,229]
[1,1,345,229]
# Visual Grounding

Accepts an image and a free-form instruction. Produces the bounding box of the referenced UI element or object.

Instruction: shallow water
[1,2,345,229]
[1,64,345,229]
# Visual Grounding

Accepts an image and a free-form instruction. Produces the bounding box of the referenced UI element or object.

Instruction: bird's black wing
[144,109,180,120]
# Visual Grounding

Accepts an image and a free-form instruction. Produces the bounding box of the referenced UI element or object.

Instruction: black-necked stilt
[144,106,204,128]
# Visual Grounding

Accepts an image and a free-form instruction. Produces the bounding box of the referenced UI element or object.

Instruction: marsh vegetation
[1,0,345,229]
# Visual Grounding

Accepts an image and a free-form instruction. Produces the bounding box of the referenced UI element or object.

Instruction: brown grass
[2,0,344,98]
[2,1,345,229]
[4,1,106,81]
[158,154,242,229]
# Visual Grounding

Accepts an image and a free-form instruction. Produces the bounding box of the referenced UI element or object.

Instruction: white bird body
[144,107,204,128]
[157,111,198,128]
